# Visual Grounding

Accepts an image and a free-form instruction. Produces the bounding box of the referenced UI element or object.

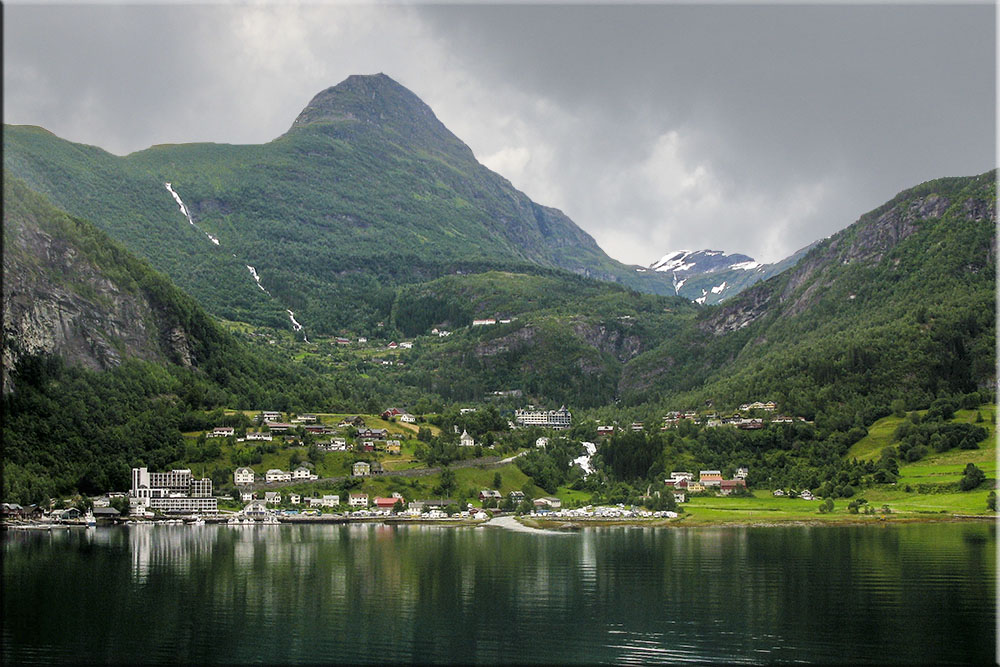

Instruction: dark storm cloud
[4,3,995,265]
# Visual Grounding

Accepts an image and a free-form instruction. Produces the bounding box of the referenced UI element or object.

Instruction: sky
[4,2,996,266]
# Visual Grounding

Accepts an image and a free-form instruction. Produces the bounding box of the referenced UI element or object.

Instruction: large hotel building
[131,467,218,513]
[513,406,572,430]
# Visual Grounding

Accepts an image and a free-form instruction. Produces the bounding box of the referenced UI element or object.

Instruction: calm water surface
[3,521,995,663]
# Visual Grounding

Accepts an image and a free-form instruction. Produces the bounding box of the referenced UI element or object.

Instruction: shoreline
[521,513,996,530]
[4,512,994,532]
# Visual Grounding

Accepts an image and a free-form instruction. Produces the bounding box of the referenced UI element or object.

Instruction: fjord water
[3,522,994,664]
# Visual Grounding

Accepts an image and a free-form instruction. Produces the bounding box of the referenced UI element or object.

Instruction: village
[1,397,833,530]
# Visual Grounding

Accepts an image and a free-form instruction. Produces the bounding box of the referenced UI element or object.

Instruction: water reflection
[3,522,995,664]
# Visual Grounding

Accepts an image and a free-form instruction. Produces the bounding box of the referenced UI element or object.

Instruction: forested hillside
[617,171,996,425]
[2,177,372,502]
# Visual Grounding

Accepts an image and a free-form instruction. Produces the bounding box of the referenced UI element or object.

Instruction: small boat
[190,517,205,526]
[84,511,97,527]
[227,516,242,525]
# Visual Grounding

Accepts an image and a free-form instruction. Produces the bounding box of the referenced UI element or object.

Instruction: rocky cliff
[3,177,199,390]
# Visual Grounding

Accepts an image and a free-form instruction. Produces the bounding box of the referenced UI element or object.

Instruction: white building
[321,495,340,507]
[292,466,315,480]
[536,437,549,449]
[514,406,572,430]
[264,491,282,505]
[349,493,369,507]
[261,411,282,422]
[208,427,234,438]
[245,432,272,441]
[399,413,417,424]
[460,430,475,447]
[266,469,291,484]
[130,467,217,514]
[234,467,255,486]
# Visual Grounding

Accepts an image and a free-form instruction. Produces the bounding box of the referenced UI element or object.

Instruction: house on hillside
[339,416,366,428]
[349,493,369,508]
[460,430,475,447]
[265,469,290,484]
[353,461,371,477]
[208,427,234,438]
[386,441,401,455]
[479,489,502,501]
[399,413,416,424]
[264,491,282,505]
[234,467,255,486]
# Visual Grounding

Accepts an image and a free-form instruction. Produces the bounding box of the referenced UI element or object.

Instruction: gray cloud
[4,3,995,265]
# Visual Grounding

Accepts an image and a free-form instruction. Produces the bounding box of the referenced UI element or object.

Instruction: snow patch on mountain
[650,250,693,272]
[730,260,761,271]
[710,281,728,294]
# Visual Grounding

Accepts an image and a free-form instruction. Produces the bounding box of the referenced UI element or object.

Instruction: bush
[959,463,986,491]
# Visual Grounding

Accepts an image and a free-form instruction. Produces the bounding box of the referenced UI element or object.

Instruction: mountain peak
[289,73,473,160]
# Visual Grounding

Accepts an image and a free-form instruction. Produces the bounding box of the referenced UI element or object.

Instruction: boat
[84,511,97,527]
[261,515,280,525]
[227,516,242,525]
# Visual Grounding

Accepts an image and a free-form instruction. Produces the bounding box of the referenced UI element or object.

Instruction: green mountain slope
[4,74,676,337]
[1,176,362,502]
[619,171,996,424]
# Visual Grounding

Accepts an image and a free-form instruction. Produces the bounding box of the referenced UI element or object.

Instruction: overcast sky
[4,3,995,265]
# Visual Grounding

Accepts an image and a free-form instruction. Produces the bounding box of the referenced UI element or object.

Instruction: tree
[959,463,986,491]
[818,498,834,514]
[987,491,996,511]
[435,467,456,497]
[417,427,432,443]
[492,471,502,489]
[393,499,405,514]
[110,495,130,517]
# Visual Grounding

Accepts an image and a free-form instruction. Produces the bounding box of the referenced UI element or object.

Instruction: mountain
[1,174,365,501]
[3,74,676,337]
[618,171,996,421]
[2,175,215,389]
[639,245,816,305]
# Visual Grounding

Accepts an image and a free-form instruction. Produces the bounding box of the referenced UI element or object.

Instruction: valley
[1,75,995,526]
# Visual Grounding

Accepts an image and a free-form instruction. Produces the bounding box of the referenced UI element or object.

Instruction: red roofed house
[719,479,747,495]
[374,497,401,510]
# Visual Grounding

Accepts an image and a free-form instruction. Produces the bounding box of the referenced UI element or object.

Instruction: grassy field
[846,404,996,461]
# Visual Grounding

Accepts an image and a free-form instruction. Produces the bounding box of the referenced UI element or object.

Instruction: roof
[92,507,120,516]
